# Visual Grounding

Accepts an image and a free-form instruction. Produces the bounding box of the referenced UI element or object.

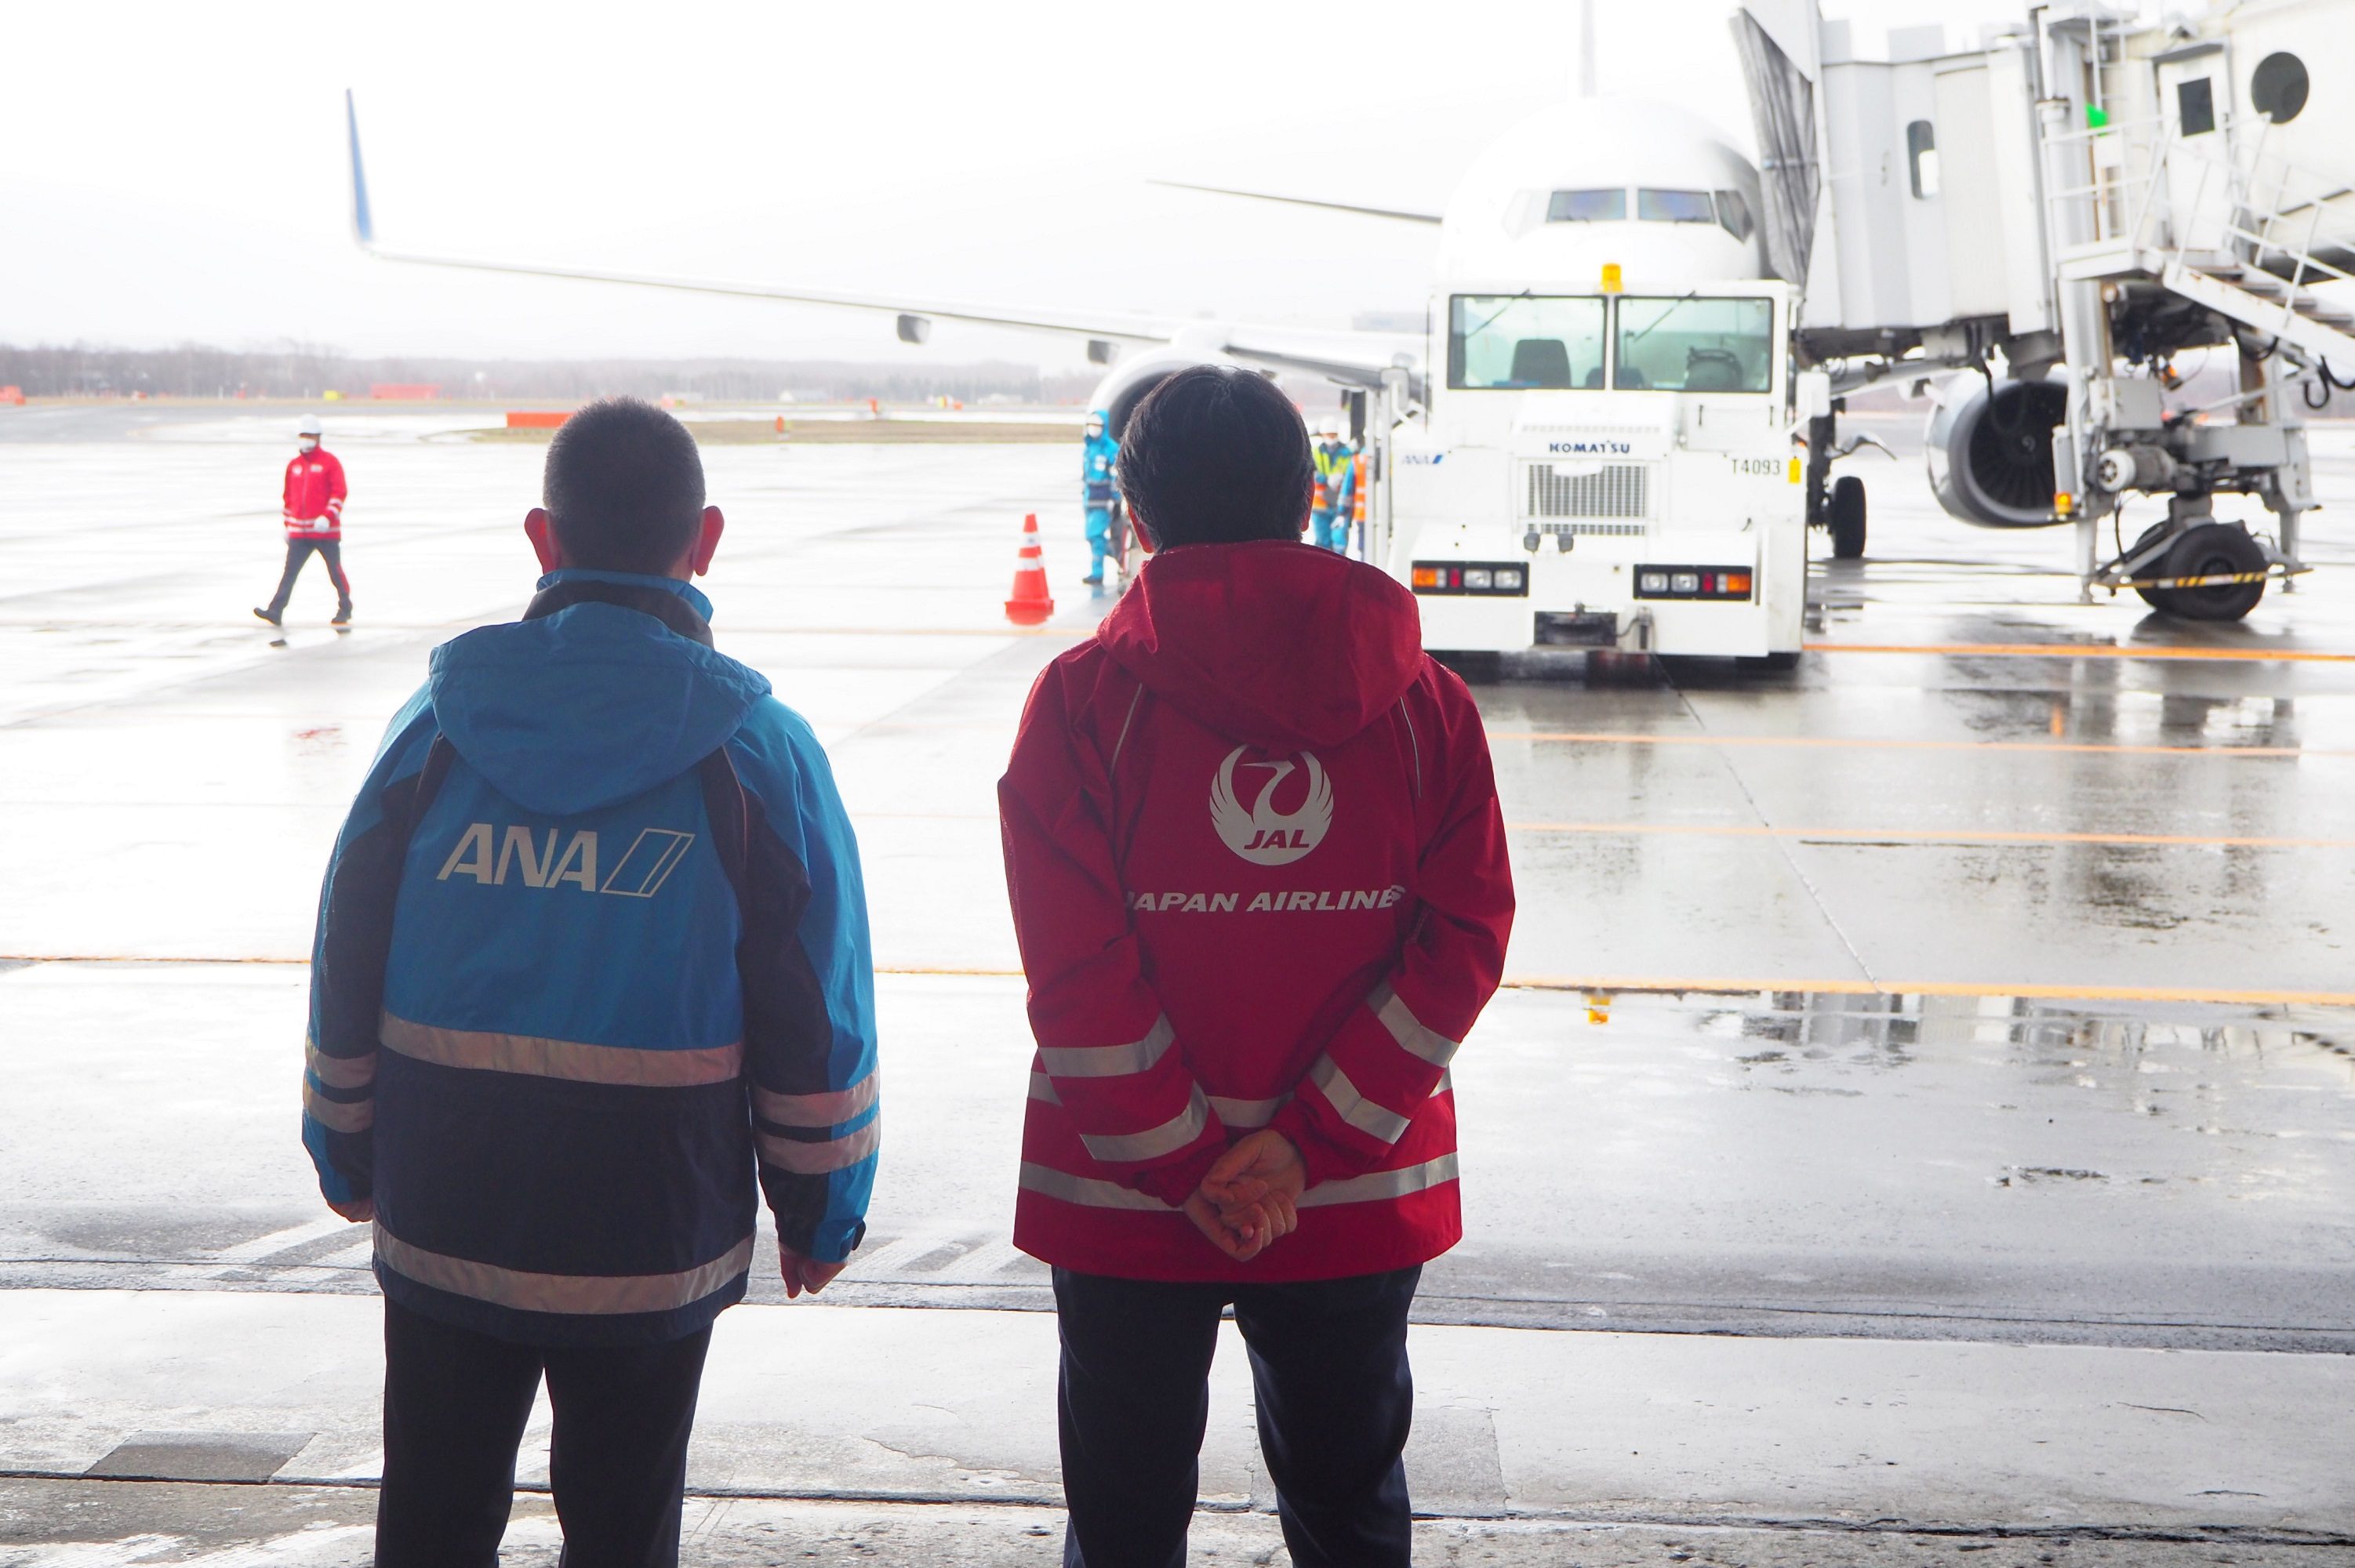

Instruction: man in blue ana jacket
[300,397,878,1566]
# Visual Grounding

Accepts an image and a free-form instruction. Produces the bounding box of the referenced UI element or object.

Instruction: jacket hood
[1096,539,1424,751]
[427,586,769,817]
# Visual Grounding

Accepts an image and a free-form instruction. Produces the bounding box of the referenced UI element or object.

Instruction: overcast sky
[2,0,2032,369]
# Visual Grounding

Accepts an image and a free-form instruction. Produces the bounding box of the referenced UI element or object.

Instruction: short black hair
[1119,365,1313,548]
[542,397,707,574]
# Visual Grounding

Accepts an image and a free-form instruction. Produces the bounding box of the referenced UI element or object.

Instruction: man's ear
[689,506,725,577]
[525,508,563,572]
[1130,505,1157,556]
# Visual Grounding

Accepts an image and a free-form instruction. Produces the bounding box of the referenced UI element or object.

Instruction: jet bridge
[1735,0,2355,619]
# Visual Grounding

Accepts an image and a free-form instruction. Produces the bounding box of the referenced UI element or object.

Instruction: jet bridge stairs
[2044,113,2355,608]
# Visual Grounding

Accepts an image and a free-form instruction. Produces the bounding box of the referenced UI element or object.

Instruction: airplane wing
[344,93,1421,390]
[1148,180,1445,226]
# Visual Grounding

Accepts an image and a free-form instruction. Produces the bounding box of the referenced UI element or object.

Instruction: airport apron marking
[1805,641,2355,662]
[1507,821,2355,850]
[1487,731,2341,759]
[13,956,2355,1007]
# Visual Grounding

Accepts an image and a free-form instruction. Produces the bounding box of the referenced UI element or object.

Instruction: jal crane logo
[1210,746,1333,866]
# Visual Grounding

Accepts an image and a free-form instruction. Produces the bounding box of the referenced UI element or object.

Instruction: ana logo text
[1210,747,1333,866]
[435,824,697,898]
[1400,452,1447,466]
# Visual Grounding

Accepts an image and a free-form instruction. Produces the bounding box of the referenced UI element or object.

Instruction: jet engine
[1924,378,2070,528]
[1089,344,1249,437]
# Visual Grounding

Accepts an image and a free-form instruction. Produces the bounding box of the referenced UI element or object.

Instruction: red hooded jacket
[283,446,347,539]
[1000,539,1514,1282]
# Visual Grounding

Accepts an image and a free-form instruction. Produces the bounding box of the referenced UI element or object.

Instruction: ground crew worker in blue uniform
[300,397,878,1566]
[1081,409,1120,586]
[1314,424,1356,554]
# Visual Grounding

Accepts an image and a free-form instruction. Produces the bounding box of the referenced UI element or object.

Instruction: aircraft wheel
[2126,523,2179,613]
[1829,476,1866,560]
[2160,524,2267,622]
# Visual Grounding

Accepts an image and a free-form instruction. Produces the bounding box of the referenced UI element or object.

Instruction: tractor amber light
[2055,492,2077,517]
[1601,262,1623,294]
[1411,561,1529,597]
[1634,565,1755,601]
[1788,456,1803,483]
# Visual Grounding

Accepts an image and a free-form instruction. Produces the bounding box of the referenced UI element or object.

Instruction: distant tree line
[0,340,1104,403]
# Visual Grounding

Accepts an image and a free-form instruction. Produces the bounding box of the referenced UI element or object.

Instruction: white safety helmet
[297,416,324,439]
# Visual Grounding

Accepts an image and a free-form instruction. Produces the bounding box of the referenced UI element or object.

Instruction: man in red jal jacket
[998,364,1515,1568]
[256,415,351,627]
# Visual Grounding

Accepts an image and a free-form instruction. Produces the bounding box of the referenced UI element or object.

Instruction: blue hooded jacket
[301,570,878,1347]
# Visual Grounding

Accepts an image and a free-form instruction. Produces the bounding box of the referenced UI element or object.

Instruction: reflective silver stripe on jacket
[1080,1085,1209,1163]
[374,1224,754,1315]
[1018,1153,1459,1210]
[1033,1083,1438,1127]
[1208,1092,1291,1129]
[1017,1160,1169,1211]
[305,1036,376,1090]
[1307,1054,1412,1144]
[1368,983,1462,1067]
[1034,1075,1287,1131]
[1297,1152,1460,1208]
[757,1118,881,1174]
[753,1072,879,1128]
[301,1080,373,1133]
[380,1012,743,1087]
[1037,1015,1175,1078]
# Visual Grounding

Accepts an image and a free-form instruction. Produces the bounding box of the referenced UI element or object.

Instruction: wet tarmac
[1,401,2350,1357]
[0,401,2352,1552]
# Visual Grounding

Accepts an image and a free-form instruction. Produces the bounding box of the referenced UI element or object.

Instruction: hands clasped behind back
[1183,1129,1310,1264]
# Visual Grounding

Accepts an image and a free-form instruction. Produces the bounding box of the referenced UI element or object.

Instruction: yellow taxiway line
[8,956,2353,1008]
[1806,641,2355,662]
[1507,819,2354,850]
[1503,974,2355,1007]
[759,811,2355,851]
[1486,729,2338,759]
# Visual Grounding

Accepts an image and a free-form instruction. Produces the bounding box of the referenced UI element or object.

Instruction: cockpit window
[1637,189,1717,223]
[1714,189,1754,241]
[1448,295,1608,390]
[1615,296,1774,393]
[1546,188,1626,222]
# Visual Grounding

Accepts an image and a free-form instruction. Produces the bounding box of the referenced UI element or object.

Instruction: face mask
[300,437,318,452]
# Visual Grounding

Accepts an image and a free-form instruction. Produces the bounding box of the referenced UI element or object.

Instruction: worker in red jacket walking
[998,365,1514,1568]
[256,416,352,626]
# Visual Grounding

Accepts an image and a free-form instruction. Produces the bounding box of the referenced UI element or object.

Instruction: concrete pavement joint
[1671,684,1879,992]
[3,1470,2346,1547]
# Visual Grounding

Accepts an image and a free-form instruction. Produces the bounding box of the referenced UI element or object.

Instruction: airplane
[341,71,1833,662]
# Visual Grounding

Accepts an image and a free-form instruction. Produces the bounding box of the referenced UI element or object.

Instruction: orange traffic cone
[1005,513,1055,626]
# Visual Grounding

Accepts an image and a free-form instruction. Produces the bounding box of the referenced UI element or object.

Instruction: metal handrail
[2041,110,2355,299]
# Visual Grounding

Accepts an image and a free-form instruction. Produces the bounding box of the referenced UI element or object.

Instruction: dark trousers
[376,1298,711,1568]
[267,535,351,615]
[1053,1264,1419,1568]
